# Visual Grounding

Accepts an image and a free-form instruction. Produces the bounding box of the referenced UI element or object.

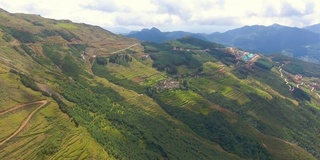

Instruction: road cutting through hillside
[0,100,49,146]
[0,101,46,116]
[279,64,294,92]
[109,43,139,55]
[97,43,139,57]
[87,43,139,74]
[278,63,320,98]
[296,82,303,89]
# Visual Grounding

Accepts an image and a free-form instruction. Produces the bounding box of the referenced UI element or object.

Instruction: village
[156,78,180,90]
[225,47,259,63]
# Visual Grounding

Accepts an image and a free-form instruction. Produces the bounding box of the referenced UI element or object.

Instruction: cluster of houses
[172,47,210,52]
[140,54,149,58]
[156,78,180,90]
[225,47,257,62]
[294,74,303,81]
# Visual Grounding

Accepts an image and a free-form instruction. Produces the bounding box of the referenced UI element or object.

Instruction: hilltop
[0,9,320,159]
[126,27,207,43]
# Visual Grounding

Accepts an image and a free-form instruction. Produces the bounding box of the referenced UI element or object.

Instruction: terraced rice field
[159,90,220,113]
[0,103,40,142]
[222,87,250,105]
[189,77,219,94]
[107,58,165,85]
[0,70,44,111]
[0,102,111,160]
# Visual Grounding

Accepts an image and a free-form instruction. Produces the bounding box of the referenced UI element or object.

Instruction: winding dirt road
[279,65,294,91]
[98,43,139,57]
[87,43,139,74]
[296,82,303,89]
[109,43,139,55]
[0,100,49,146]
[278,63,320,97]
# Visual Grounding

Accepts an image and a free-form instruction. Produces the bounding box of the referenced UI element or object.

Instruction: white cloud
[0,0,319,33]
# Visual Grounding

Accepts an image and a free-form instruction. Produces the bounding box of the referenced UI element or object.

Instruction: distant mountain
[208,24,320,57]
[127,25,320,63]
[126,27,207,43]
[304,23,320,34]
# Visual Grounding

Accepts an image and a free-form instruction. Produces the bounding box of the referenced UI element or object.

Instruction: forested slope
[0,8,320,160]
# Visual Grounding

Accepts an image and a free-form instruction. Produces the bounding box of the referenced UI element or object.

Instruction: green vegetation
[0,101,111,160]
[42,44,62,65]
[292,88,311,101]
[61,54,82,78]
[176,37,225,49]
[2,33,12,42]
[95,56,108,65]
[92,62,145,93]
[57,76,236,160]
[0,10,319,160]
[56,30,79,42]
[37,29,57,38]
[109,54,132,67]
[272,54,320,77]
[68,44,87,52]
[18,74,40,92]
[242,65,292,98]
[145,42,203,74]
[20,44,34,56]
[55,23,78,29]
[0,25,36,43]
[154,95,272,159]
[255,58,274,70]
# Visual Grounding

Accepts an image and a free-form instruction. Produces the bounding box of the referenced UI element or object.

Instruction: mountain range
[1,8,320,159]
[126,24,320,63]
[126,27,207,43]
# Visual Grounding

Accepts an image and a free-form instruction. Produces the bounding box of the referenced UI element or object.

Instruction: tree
[96,57,107,65]
[166,65,178,75]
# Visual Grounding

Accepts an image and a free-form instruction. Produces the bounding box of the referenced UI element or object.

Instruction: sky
[0,0,319,33]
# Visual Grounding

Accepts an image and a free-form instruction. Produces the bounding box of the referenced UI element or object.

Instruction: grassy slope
[0,8,319,160]
[106,57,165,86]
[0,101,111,160]
[141,40,319,159]
[100,38,315,158]
[0,10,120,159]
[0,10,238,160]
[91,59,240,159]
[0,65,111,159]
[99,44,318,159]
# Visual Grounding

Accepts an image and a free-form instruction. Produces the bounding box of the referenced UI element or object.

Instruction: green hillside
[0,9,320,159]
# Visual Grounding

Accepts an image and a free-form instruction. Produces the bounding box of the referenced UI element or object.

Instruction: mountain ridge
[208,24,320,54]
[127,24,320,63]
[304,23,320,34]
[126,27,208,43]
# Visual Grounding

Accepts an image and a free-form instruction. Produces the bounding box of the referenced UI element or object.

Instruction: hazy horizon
[1,0,319,34]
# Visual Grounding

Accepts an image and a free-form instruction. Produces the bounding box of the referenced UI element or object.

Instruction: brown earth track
[0,100,49,146]
[87,43,139,74]
[99,43,139,57]
[0,101,46,116]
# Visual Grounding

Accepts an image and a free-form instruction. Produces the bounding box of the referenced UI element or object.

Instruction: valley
[0,9,320,160]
